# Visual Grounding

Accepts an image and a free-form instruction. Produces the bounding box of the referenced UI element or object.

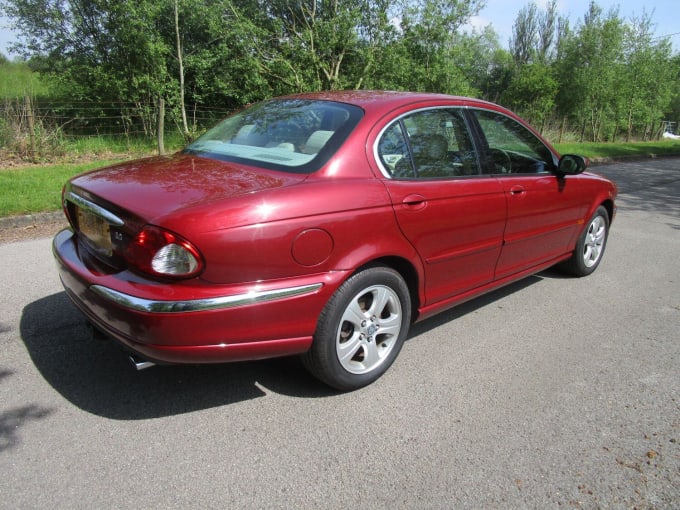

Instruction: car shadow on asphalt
[407,274,543,338]
[20,292,341,420]
[21,273,551,420]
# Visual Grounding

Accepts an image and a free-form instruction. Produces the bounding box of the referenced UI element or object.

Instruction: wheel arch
[353,256,421,323]
[600,198,615,225]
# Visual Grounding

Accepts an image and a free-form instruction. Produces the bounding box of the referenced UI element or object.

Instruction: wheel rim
[583,215,606,268]
[335,285,403,375]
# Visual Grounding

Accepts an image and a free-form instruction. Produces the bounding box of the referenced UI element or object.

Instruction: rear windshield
[184,99,364,174]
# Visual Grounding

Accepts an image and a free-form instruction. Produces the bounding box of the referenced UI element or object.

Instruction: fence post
[25,96,37,162]
[558,116,566,144]
[157,98,165,155]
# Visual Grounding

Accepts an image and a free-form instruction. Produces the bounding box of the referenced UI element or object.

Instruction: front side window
[472,109,557,175]
[377,108,479,179]
[185,99,363,174]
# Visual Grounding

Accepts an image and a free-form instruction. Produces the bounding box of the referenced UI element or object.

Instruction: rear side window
[377,108,479,179]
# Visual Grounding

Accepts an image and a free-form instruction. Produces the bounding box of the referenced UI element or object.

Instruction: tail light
[62,185,76,228]
[125,225,204,279]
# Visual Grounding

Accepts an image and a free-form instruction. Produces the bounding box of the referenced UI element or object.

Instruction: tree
[453,25,512,103]
[620,11,675,140]
[1,0,272,126]
[171,0,270,106]
[390,0,486,94]
[505,1,561,124]
[536,0,558,63]
[174,0,188,135]
[502,62,557,130]
[554,2,626,141]
[2,0,171,106]
[280,0,361,90]
[510,2,538,66]
[665,55,680,130]
[553,2,676,141]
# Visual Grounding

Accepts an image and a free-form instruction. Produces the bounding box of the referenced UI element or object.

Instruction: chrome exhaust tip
[129,355,156,371]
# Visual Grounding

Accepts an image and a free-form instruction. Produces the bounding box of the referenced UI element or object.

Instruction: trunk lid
[69,152,305,222]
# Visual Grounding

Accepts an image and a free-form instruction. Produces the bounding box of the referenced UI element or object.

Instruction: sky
[1,0,679,58]
[471,0,680,51]
[471,0,680,49]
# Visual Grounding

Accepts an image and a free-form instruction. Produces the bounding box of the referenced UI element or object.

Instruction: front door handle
[509,185,526,197]
[402,194,426,210]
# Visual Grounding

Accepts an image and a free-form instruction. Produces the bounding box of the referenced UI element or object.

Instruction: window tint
[473,110,556,175]
[377,109,479,179]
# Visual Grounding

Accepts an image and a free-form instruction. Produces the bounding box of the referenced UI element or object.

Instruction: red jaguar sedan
[53,91,617,390]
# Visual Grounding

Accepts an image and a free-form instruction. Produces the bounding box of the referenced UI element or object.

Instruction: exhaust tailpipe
[129,355,156,371]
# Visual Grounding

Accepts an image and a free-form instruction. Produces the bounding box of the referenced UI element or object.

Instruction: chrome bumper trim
[65,191,125,226]
[90,282,323,313]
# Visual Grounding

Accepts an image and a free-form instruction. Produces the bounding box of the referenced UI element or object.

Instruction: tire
[560,205,610,277]
[302,266,412,391]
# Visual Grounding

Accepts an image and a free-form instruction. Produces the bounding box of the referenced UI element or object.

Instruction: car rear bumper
[53,228,344,364]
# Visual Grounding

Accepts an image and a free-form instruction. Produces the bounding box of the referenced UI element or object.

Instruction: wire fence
[0,97,233,162]
[1,96,673,163]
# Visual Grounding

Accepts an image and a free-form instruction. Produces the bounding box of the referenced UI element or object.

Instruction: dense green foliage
[0,0,678,143]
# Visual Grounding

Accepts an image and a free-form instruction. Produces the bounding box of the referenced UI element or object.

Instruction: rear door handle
[509,185,526,196]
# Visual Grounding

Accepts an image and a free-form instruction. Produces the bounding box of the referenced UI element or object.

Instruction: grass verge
[0,160,122,216]
[554,140,680,159]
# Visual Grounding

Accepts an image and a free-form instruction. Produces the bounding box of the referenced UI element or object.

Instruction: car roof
[283,90,501,114]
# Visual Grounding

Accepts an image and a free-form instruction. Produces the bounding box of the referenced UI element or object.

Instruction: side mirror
[557,154,588,176]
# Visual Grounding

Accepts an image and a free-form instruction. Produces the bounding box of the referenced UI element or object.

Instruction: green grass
[1,140,679,218]
[0,132,187,217]
[0,160,122,216]
[554,140,680,159]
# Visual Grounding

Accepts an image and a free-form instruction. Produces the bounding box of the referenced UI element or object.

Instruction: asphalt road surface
[1,158,679,508]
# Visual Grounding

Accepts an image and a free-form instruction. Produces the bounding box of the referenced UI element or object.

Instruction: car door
[376,107,506,306]
[469,109,587,280]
